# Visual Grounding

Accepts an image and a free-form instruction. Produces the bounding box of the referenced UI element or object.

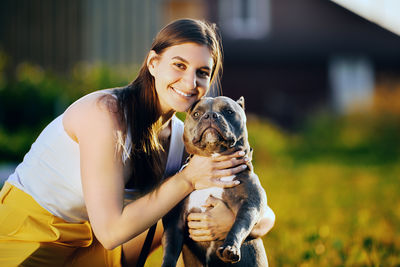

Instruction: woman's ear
[147,50,159,77]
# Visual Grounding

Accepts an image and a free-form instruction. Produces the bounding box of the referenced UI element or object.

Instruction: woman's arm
[65,94,247,249]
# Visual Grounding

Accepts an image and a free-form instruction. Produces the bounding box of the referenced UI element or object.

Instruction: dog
[161,96,268,267]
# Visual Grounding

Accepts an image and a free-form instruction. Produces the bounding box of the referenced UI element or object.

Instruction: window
[329,56,375,113]
[219,0,271,39]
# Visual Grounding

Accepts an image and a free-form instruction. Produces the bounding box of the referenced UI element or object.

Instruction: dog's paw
[216,244,241,263]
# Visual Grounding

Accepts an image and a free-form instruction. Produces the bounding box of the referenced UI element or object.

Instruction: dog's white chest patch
[187,187,224,212]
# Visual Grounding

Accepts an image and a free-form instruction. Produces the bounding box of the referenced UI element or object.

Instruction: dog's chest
[186,174,236,213]
[187,187,224,212]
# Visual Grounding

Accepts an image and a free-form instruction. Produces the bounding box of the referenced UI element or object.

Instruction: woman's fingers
[190,235,214,242]
[187,212,208,221]
[211,151,249,175]
[188,220,209,229]
[189,229,214,241]
[187,218,216,241]
[189,229,212,236]
[193,176,240,190]
[211,178,240,188]
[215,164,248,178]
[187,197,235,242]
[214,157,249,170]
[212,151,245,161]
[184,150,249,190]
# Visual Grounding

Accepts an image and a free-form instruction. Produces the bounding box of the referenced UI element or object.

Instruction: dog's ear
[237,96,245,110]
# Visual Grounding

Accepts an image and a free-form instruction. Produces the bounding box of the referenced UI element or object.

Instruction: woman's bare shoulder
[63,90,122,143]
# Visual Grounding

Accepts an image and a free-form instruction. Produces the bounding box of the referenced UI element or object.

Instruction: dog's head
[183,96,249,156]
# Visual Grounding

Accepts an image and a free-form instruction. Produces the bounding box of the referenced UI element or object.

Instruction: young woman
[0,19,275,266]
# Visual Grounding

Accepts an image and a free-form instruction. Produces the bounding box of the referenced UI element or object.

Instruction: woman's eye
[193,111,200,118]
[197,70,210,78]
[174,63,186,70]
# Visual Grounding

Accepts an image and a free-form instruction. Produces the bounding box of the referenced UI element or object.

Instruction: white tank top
[7,114,184,222]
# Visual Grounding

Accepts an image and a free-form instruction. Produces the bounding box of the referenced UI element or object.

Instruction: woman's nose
[182,71,197,89]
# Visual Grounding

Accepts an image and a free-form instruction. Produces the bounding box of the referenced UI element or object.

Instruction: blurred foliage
[0,55,138,161]
[288,112,400,165]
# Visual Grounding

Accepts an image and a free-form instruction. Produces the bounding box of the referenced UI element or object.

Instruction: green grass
[251,115,400,267]
[260,162,400,266]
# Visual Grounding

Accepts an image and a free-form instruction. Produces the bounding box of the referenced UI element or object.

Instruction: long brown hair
[113,19,223,191]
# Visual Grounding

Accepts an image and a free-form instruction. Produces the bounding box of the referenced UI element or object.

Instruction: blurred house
[211,0,400,128]
[1,0,400,128]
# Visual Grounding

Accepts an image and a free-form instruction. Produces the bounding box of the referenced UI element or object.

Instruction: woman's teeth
[171,87,193,97]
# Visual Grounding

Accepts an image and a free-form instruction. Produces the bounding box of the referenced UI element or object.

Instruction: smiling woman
[0,18,274,267]
[148,43,214,113]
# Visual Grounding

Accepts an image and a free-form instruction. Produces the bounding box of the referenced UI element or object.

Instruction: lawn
[261,161,400,266]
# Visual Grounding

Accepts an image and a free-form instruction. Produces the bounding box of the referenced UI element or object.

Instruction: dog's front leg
[217,184,265,264]
[161,202,186,267]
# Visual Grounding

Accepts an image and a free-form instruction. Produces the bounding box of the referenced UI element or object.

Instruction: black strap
[136,223,157,267]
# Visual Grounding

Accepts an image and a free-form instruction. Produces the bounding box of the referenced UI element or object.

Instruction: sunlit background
[0,0,399,266]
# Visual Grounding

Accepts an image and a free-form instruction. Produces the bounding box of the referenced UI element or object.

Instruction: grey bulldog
[162,96,268,267]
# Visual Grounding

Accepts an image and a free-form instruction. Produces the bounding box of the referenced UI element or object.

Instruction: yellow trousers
[0,182,121,267]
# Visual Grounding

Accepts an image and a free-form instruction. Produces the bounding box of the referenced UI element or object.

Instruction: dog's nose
[203,112,219,120]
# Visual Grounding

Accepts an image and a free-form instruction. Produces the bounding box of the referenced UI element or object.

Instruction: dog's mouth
[193,123,236,148]
[200,127,223,144]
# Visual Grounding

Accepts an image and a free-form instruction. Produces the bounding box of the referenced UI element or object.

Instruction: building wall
[82,0,163,66]
[0,0,165,72]
[0,0,83,72]
[222,62,328,128]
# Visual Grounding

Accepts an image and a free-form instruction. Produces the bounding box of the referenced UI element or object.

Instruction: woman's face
[148,42,214,113]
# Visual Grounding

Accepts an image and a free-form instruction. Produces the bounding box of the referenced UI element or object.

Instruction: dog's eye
[193,111,200,118]
[227,109,234,115]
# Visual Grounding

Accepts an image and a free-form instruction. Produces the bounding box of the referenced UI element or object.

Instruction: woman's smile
[170,86,196,98]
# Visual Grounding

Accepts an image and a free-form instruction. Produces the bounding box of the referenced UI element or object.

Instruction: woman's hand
[187,196,235,241]
[187,197,276,242]
[181,151,249,190]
